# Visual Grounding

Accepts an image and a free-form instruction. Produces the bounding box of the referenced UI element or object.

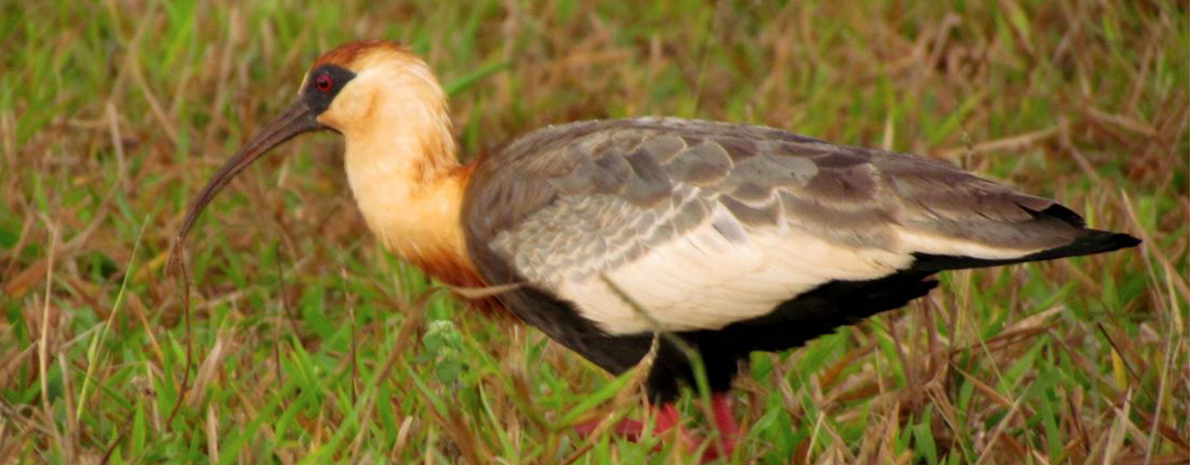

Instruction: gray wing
[464,117,1091,335]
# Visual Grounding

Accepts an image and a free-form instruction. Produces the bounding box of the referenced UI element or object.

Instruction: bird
[174,39,1140,459]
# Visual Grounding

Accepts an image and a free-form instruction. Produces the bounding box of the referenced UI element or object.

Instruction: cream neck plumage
[315,51,471,271]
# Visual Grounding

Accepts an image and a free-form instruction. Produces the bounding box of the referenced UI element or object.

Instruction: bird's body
[175,40,1140,458]
[460,117,1138,401]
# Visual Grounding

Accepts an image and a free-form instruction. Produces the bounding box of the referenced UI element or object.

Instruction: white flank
[556,204,913,335]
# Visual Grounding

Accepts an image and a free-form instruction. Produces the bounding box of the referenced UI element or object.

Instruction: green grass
[1,0,1186,463]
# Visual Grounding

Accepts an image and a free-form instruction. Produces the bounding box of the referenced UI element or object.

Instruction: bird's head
[172,40,449,261]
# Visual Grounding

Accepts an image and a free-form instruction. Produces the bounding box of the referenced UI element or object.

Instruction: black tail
[911,229,1141,272]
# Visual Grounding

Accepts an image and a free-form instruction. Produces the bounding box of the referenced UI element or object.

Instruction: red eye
[315,74,333,92]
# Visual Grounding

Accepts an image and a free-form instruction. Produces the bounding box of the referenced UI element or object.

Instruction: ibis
[175,40,1140,457]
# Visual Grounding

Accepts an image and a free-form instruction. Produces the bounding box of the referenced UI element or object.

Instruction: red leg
[709,393,739,457]
[651,403,705,455]
[653,403,681,434]
[576,402,734,462]
[575,403,692,445]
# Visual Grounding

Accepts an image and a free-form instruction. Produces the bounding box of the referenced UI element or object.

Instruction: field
[1,0,1187,463]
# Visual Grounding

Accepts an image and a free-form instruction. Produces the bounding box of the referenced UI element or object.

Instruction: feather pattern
[465,117,1091,335]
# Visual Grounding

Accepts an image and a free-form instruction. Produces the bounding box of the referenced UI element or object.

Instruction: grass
[0,0,1186,463]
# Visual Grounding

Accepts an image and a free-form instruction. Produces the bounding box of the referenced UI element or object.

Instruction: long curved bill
[173,99,322,257]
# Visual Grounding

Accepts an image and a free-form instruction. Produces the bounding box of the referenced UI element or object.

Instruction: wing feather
[464,117,1091,335]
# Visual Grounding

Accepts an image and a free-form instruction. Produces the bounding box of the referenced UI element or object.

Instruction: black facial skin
[303,65,357,116]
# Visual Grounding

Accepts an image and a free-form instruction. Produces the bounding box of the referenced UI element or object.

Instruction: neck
[340,94,480,287]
